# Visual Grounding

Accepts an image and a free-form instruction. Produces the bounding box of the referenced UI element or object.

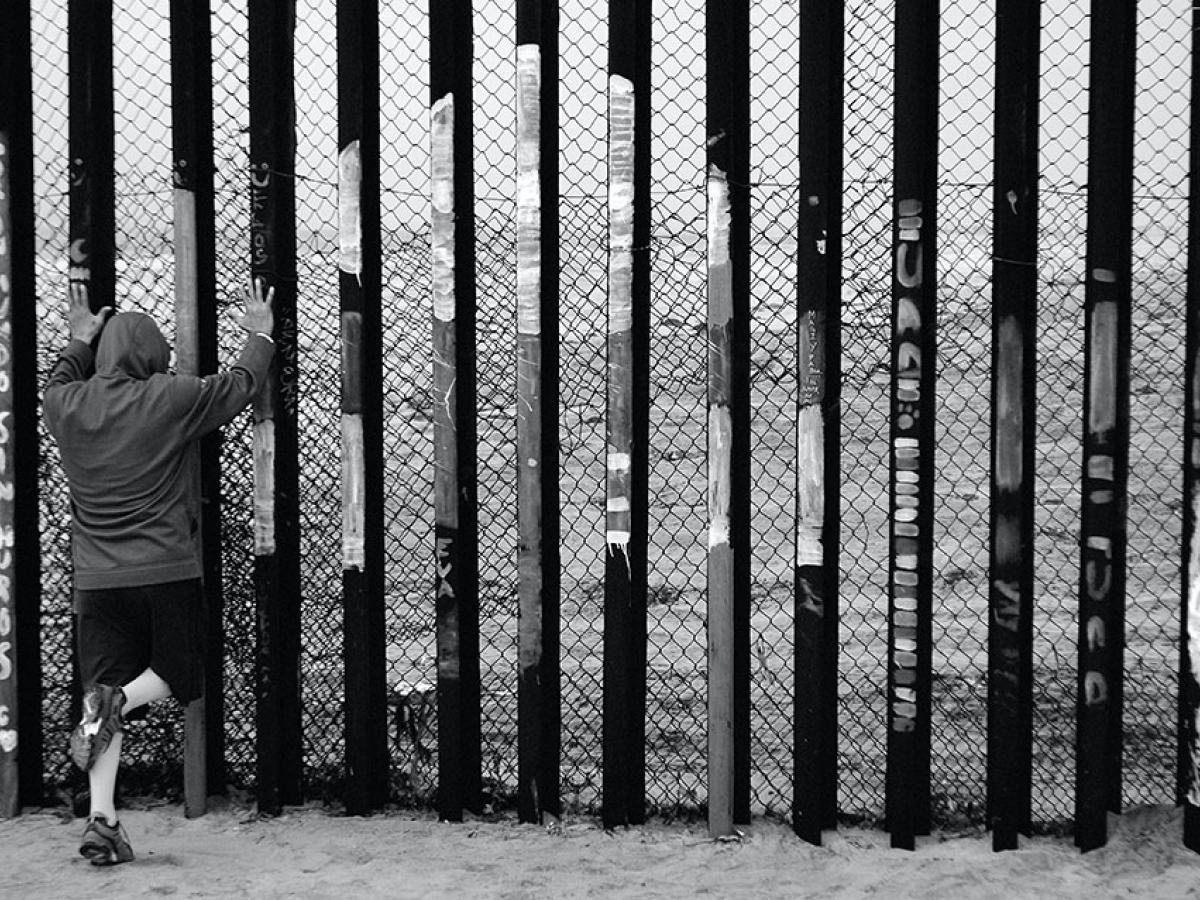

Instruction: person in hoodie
[43,277,275,866]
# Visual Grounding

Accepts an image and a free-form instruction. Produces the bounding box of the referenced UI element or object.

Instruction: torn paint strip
[430,94,455,323]
[172,188,200,376]
[995,315,1023,490]
[342,413,365,570]
[707,165,731,275]
[516,44,541,337]
[609,74,635,335]
[708,405,732,548]
[795,404,824,567]
[338,140,362,278]
[1089,300,1117,434]
[252,419,276,555]
[607,452,631,472]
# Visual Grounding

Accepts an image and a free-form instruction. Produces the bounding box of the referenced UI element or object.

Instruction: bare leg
[88,731,122,822]
[121,668,171,715]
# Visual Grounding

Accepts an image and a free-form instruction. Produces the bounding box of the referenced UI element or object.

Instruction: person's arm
[43,282,111,408]
[175,278,276,440]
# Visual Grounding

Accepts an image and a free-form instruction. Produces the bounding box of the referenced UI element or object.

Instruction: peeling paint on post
[170,0,222,819]
[707,163,735,839]
[603,0,650,830]
[248,0,302,814]
[338,0,386,815]
[1183,0,1200,852]
[793,0,843,844]
[607,73,634,564]
[515,0,562,823]
[4,0,42,812]
[989,0,1039,852]
[1076,0,1134,853]
[514,36,546,824]
[431,0,481,820]
[0,129,18,816]
[888,0,938,850]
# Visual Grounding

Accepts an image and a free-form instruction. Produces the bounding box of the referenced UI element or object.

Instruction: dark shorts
[75,579,205,707]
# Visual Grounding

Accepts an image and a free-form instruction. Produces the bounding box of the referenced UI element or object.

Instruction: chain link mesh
[24,0,1190,829]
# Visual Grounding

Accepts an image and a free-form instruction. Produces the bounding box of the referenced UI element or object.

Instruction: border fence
[0,0,1197,853]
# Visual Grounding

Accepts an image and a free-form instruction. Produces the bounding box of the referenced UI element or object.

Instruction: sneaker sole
[80,840,134,866]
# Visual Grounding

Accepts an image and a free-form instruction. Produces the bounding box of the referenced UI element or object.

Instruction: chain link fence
[26,0,1189,830]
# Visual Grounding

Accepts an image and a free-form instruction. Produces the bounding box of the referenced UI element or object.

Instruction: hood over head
[95,311,171,379]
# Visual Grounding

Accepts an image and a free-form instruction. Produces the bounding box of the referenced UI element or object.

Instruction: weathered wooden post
[793,0,844,846]
[706,0,751,838]
[602,0,651,830]
[988,0,1040,853]
[887,0,938,851]
[339,0,388,815]
[248,0,303,815]
[0,0,41,817]
[1182,0,1200,856]
[170,0,221,819]
[430,0,482,821]
[1075,0,1135,854]
[515,0,562,826]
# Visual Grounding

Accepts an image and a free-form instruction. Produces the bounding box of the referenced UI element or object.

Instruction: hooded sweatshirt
[44,311,274,589]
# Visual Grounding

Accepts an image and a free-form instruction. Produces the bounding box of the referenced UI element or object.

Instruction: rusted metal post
[339,0,388,815]
[793,0,843,846]
[988,0,1040,853]
[170,0,220,820]
[602,0,651,830]
[514,0,561,825]
[1075,0,1135,854]
[248,0,303,815]
[706,0,751,838]
[0,0,40,817]
[887,0,938,851]
[430,0,481,821]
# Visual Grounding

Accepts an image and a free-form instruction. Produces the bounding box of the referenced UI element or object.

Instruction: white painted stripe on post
[516,43,541,337]
[253,419,276,555]
[342,412,365,571]
[795,404,824,567]
[338,140,362,278]
[608,74,634,335]
[430,94,455,324]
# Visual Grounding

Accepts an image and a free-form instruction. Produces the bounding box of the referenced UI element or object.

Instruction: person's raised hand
[67,281,112,344]
[238,276,275,338]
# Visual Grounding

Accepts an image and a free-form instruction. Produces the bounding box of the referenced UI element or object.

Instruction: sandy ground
[5,799,1200,899]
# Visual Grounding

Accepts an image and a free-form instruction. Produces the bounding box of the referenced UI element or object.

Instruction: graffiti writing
[891,198,924,734]
[0,141,15,757]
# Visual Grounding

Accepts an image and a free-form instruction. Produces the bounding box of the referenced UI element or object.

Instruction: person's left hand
[67,281,112,344]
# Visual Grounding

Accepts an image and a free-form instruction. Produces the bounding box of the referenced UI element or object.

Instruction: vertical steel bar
[1076,0,1135,854]
[1183,0,1200,856]
[515,0,561,825]
[170,0,220,820]
[706,0,751,838]
[888,0,938,850]
[988,0,1040,853]
[339,0,387,816]
[0,0,39,817]
[248,0,303,815]
[430,0,481,821]
[603,0,651,830]
[793,0,844,845]
[68,0,115,314]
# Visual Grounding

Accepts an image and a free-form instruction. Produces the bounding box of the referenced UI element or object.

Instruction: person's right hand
[238,276,275,337]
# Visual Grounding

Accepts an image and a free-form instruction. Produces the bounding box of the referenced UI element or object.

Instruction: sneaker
[69,685,126,771]
[79,814,134,866]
